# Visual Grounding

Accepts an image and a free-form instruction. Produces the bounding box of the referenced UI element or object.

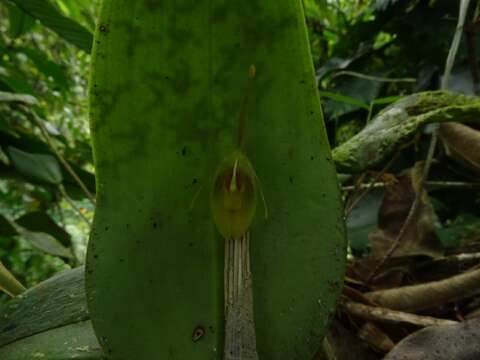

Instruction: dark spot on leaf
[181,146,187,156]
[192,178,198,185]
[192,326,205,342]
[289,176,294,184]
[99,24,109,33]
[2,323,17,332]
[152,222,158,229]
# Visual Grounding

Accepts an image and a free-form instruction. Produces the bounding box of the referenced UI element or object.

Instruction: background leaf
[8,0,93,52]
[16,211,71,247]
[19,229,72,258]
[0,91,37,105]
[7,146,62,185]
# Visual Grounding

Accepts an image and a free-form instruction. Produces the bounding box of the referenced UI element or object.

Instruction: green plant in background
[0,0,95,295]
[85,0,346,359]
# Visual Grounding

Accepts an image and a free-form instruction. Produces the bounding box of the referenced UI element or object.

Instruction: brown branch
[342,301,458,327]
[364,266,480,311]
[358,322,395,353]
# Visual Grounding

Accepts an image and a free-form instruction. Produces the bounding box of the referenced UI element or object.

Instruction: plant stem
[224,232,258,360]
[58,185,92,228]
[30,109,96,205]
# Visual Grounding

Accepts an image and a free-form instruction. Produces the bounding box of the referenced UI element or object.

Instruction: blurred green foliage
[0,0,96,300]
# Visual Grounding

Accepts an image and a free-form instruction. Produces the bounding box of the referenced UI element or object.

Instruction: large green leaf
[0,266,99,358]
[0,321,102,360]
[0,267,87,347]
[8,0,93,52]
[86,1,346,359]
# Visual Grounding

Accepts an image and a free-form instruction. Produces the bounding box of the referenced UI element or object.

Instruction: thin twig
[441,0,472,89]
[54,200,66,228]
[331,70,417,83]
[344,153,399,218]
[58,186,92,228]
[342,180,480,191]
[28,109,96,205]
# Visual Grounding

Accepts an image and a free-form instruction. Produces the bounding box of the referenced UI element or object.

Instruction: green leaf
[7,3,35,38]
[0,321,103,359]
[86,1,346,359]
[19,229,72,259]
[16,211,71,247]
[372,95,404,105]
[18,47,69,89]
[0,214,18,237]
[320,90,370,110]
[0,261,26,297]
[0,91,37,105]
[347,190,383,251]
[8,0,93,52]
[7,146,62,185]
[0,267,88,347]
[436,213,480,248]
[0,75,35,95]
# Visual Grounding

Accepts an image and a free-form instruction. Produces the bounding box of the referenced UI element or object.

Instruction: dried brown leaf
[358,322,395,353]
[440,122,480,172]
[369,163,443,260]
[314,319,378,360]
